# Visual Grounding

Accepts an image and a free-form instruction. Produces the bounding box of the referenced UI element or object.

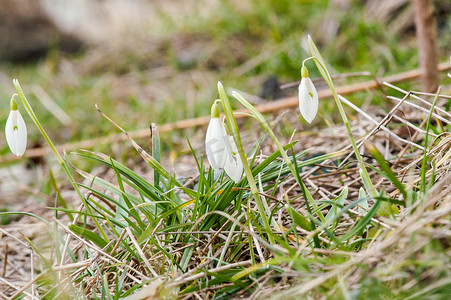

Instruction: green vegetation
[1,0,451,299]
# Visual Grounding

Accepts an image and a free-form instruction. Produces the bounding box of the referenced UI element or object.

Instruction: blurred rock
[0,0,158,61]
[0,0,83,60]
[260,76,285,100]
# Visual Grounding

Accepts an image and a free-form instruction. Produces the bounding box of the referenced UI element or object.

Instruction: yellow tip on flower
[211,101,220,118]
[301,66,309,78]
[10,97,18,111]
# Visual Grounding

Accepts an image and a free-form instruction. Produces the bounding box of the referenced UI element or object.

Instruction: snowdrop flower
[5,97,27,156]
[205,101,228,171]
[205,101,243,182]
[298,65,318,123]
[223,135,243,183]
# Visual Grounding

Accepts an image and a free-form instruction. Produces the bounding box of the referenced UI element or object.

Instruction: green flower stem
[330,86,376,194]
[232,91,326,223]
[13,80,78,194]
[329,82,376,196]
[12,80,108,239]
[306,38,377,197]
[217,82,275,244]
[301,57,316,68]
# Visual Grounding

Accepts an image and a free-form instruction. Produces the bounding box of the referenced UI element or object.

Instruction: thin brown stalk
[413,0,439,92]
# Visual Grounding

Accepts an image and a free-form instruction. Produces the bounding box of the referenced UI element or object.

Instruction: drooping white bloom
[298,65,318,124]
[5,99,27,156]
[205,117,228,171]
[205,101,243,183]
[223,135,243,183]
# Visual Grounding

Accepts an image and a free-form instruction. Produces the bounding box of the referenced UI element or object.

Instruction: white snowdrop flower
[298,65,318,123]
[5,98,27,157]
[205,101,244,183]
[205,102,227,171]
[223,135,243,183]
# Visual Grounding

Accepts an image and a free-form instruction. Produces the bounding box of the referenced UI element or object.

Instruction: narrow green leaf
[286,204,311,231]
[307,35,332,84]
[69,224,111,251]
[49,169,73,221]
[369,145,407,200]
[325,187,348,224]
[251,142,297,175]
[358,187,369,214]
[340,197,381,242]
[151,123,161,187]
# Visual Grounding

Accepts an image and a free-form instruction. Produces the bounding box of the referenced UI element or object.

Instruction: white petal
[5,110,27,156]
[298,78,319,123]
[205,118,227,171]
[224,136,243,183]
[224,157,243,183]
